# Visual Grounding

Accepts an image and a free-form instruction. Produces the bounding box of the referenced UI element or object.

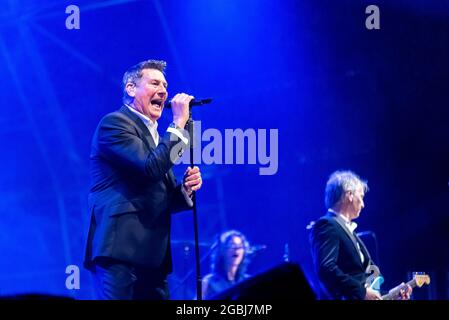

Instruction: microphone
[165,98,213,109]
[247,244,267,255]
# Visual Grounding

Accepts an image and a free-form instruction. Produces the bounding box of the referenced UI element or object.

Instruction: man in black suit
[84,59,203,300]
[309,170,382,300]
[309,170,411,300]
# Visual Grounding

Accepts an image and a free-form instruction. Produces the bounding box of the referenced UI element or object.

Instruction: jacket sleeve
[169,184,193,213]
[310,219,366,300]
[96,113,188,181]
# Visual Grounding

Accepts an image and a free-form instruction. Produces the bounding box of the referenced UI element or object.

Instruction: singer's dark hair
[209,230,250,281]
[122,59,167,104]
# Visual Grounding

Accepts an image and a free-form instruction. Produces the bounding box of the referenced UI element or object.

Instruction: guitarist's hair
[325,170,369,209]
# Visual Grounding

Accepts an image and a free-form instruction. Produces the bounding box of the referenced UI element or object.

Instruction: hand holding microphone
[169,93,194,129]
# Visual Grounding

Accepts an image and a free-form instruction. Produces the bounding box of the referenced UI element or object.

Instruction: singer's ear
[125,82,136,98]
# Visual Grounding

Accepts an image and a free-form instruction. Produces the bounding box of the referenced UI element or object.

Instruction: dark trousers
[91,257,169,300]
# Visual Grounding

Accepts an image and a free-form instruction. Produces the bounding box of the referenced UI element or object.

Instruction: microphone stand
[171,242,217,298]
[187,108,202,300]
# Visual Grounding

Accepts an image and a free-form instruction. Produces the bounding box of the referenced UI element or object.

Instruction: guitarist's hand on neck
[365,287,382,300]
[389,283,413,300]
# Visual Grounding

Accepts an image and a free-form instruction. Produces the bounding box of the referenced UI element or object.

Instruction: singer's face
[225,236,245,268]
[132,68,168,121]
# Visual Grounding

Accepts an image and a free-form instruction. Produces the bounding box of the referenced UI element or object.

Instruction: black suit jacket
[84,106,191,273]
[309,211,373,300]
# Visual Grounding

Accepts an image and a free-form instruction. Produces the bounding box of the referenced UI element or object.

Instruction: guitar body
[365,266,431,300]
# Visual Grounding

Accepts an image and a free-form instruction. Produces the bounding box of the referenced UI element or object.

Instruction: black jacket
[309,211,373,300]
[84,106,191,273]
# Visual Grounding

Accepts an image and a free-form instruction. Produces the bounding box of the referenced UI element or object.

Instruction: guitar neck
[381,279,416,300]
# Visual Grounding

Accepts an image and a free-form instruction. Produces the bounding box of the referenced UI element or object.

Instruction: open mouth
[150,99,164,110]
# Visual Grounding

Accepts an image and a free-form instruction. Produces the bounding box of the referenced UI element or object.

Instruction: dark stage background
[0,0,448,299]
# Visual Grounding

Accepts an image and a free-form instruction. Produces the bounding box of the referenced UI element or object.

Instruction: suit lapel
[328,211,366,267]
[119,105,157,150]
[119,105,175,188]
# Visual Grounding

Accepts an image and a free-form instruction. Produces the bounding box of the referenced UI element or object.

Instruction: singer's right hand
[170,93,194,129]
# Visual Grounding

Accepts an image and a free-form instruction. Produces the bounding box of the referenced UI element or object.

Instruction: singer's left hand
[183,166,202,196]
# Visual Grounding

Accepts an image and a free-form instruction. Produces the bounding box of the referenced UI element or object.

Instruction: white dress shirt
[126,105,188,145]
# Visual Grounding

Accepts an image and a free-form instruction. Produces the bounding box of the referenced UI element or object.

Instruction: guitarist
[309,170,412,300]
